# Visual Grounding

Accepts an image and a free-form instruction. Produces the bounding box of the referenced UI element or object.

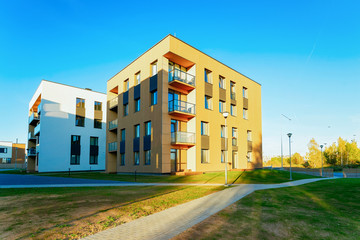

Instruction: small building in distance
[27,80,107,172]
[0,141,26,168]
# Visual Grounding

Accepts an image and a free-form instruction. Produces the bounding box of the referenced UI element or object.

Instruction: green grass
[0,185,225,239]
[14,169,320,184]
[175,178,360,240]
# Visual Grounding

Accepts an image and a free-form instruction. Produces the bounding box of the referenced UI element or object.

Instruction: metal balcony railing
[168,100,195,115]
[28,148,36,156]
[108,142,117,152]
[171,131,195,144]
[169,69,195,86]
[109,97,118,109]
[109,119,118,130]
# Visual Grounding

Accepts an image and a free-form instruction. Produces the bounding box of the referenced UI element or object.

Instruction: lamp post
[281,114,291,168]
[320,144,324,177]
[287,133,292,180]
[223,111,229,186]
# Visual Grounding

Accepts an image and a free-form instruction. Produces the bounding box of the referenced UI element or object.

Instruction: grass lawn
[0,185,224,239]
[174,178,360,240]
[2,169,319,184]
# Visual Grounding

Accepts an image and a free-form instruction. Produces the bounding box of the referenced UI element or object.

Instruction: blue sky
[0,0,359,157]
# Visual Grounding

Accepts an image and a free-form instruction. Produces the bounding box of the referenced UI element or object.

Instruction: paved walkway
[83,178,330,240]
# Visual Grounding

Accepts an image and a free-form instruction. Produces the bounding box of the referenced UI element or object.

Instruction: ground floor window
[71,154,80,165]
[134,152,139,165]
[90,155,98,165]
[201,149,209,163]
[120,153,125,166]
[247,152,252,162]
[221,150,226,163]
[144,150,151,165]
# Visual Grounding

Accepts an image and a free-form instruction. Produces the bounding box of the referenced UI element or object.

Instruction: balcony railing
[169,69,195,87]
[29,112,39,125]
[109,119,118,130]
[168,100,195,115]
[109,97,118,110]
[231,92,236,100]
[34,124,40,136]
[28,148,36,157]
[232,138,237,146]
[171,131,195,145]
[28,132,37,141]
[108,142,117,152]
[37,102,43,114]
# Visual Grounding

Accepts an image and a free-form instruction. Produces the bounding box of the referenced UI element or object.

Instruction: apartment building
[27,80,106,172]
[106,35,262,174]
[0,141,25,166]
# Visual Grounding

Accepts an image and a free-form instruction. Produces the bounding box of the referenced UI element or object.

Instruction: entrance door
[233,152,238,169]
[170,149,177,172]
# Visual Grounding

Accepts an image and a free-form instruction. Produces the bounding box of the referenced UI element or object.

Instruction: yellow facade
[106,35,262,174]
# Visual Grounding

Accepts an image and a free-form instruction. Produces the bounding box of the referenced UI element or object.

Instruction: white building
[0,141,12,163]
[27,80,107,172]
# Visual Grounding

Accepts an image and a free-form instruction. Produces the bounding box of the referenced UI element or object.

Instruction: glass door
[171,148,177,172]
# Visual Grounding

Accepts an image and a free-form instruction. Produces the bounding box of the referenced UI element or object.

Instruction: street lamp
[287,133,292,180]
[223,111,229,186]
[320,144,324,177]
[281,114,291,169]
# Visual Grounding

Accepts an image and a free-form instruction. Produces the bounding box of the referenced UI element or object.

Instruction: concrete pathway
[83,178,330,240]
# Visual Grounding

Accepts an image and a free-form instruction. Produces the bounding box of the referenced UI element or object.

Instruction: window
[232,128,237,146]
[0,148,7,153]
[134,151,139,165]
[221,125,226,138]
[121,129,126,141]
[135,99,140,112]
[151,61,157,76]
[123,103,129,116]
[76,98,85,108]
[94,119,102,129]
[230,81,236,100]
[151,90,157,105]
[219,76,225,89]
[221,150,226,163]
[243,87,248,98]
[70,135,80,165]
[247,130,252,141]
[219,101,225,113]
[124,79,129,92]
[201,121,209,136]
[243,108,248,120]
[205,95,212,110]
[75,116,85,127]
[90,137,98,165]
[134,124,140,138]
[145,150,151,165]
[230,104,236,116]
[120,153,125,166]
[94,101,102,111]
[145,121,151,136]
[201,149,209,163]
[135,72,141,85]
[204,69,212,83]
[247,152,252,162]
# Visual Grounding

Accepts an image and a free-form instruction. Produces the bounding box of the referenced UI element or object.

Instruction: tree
[305,138,322,168]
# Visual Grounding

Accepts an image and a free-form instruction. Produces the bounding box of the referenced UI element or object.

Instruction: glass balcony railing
[171,131,195,144]
[29,112,39,124]
[168,100,195,115]
[109,119,118,130]
[28,148,36,156]
[34,124,40,136]
[108,142,117,152]
[169,69,195,86]
[109,97,118,109]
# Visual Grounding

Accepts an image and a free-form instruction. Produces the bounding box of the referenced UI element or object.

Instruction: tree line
[266,137,360,168]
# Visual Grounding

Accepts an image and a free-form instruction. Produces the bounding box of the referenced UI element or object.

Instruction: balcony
[109,97,118,112]
[34,124,40,136]
[168,100,195,121]
[37,102,43,114]
[231,92,236,100]
[29,112,40,126]
[108,142,117,153]
[28,132,37,142]
[169,69,195,93]
[171,131,195,149]
[109,119,118,132]
[28,148,36,157]
[232,138,237,146]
